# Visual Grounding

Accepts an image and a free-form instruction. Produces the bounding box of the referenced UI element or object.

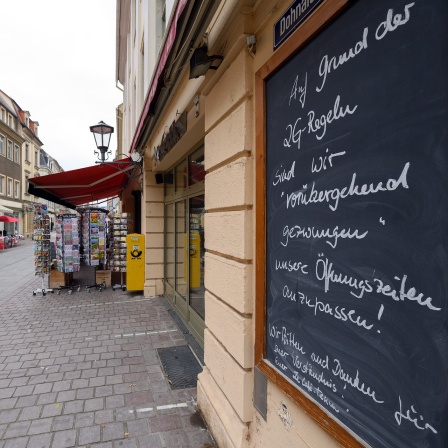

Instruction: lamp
[90,121,114,163]
[189,46,223,79]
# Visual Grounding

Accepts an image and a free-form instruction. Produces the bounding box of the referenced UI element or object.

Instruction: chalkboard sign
[258,0,448,447]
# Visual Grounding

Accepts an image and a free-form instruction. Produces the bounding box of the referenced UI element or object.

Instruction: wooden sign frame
[254,1,365,446]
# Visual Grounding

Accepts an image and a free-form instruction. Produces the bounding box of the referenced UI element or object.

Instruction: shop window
[189,146,205,186]
[165,168,174,196]
[175,159,188,192]
[175,200,187,299]
[165,203,175,290]
[189,195,205,318]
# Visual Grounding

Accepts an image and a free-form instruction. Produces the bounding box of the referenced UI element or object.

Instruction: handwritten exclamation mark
[377,304,384,333]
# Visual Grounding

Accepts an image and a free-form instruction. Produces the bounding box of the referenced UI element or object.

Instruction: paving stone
[2,421,31,438]
[52,429,77,447]
[88,375,105,388]
[78,425,101,445]
[74,412,95,428]
[137,434,163,448]
[12,385,34,397]
[52,415,75,431]
[33,383,52,395]
[4,436,28,448]
[124,391,153,407]
[147,415,183,433]
[28,417,53,435]
[95,409,114,424]
[27,432,52,448]
[52,380,71,393]
[85,398,104,412]
[41,403,63,418]
[15,394,38,407]
[57,390,76,402]
[9,377,29,387]
[36,392,57,405]
[101,421,125,442]
[95,385,113,398]
[76,388,94,400]
[0,409,20,424]
[18,406,42,421]
[161,429,190,448]
[63,400,84,415]
[0,388,15,399]
[127,419,150,437]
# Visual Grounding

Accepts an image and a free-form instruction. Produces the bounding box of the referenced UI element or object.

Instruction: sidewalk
[0,265,216,447]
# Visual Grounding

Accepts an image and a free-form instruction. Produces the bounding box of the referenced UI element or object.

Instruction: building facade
[116,1,448,447]
[0,89,63,237]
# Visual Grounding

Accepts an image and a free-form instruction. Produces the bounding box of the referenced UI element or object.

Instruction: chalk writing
[273,161,295,186]
[275,259,309,274]
[395,396,438,434]
[376,3,415,41]
[311,148,346,173]
[286,162,410,211]
[307,95,358,140]
[373,274,441,311]
[332,359,384,404]
[281,224,368,248]
[289,72,307,107]
[317,27,368,92]
[315,255,373,298]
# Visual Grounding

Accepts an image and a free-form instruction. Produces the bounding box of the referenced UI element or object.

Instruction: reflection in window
[189,195,205,319]
[189,146,205,186]
[175,159,187,192]
[176,200,187,300]
[165,204,175,291]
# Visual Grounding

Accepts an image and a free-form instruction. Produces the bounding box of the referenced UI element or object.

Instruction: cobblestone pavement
[0,267,216,447]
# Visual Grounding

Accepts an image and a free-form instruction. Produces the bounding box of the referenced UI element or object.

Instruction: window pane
[189,195,205,318]
[175,200,187,300]
[165,204,175,289]
[189,146,205,186]
[175,159,187,192]
[165,169,174,196]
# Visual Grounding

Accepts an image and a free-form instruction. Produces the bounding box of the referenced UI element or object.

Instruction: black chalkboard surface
[264,1,448,447]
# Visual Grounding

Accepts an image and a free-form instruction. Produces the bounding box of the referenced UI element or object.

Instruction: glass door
[163,146,206,346]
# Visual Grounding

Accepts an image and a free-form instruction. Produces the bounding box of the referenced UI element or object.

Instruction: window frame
[6,140,13,160]
[0,175,5,196]
[14,180,20,198]
[14,144,20,164]
[7,177,13,197]
[0,134,4,156]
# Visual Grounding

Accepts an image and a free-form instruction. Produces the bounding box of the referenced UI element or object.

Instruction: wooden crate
[96,270,111,287]
[49,270,68,288]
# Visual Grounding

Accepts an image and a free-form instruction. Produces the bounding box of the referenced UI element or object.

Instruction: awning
[0,204,14,213]
[0,216,21,223]
[28,158,138,209]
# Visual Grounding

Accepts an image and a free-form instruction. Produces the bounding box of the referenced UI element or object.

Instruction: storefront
[118,0,448,447]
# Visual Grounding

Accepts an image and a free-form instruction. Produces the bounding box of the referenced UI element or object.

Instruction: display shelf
[110,212,131,291]
[32,207,53,296]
